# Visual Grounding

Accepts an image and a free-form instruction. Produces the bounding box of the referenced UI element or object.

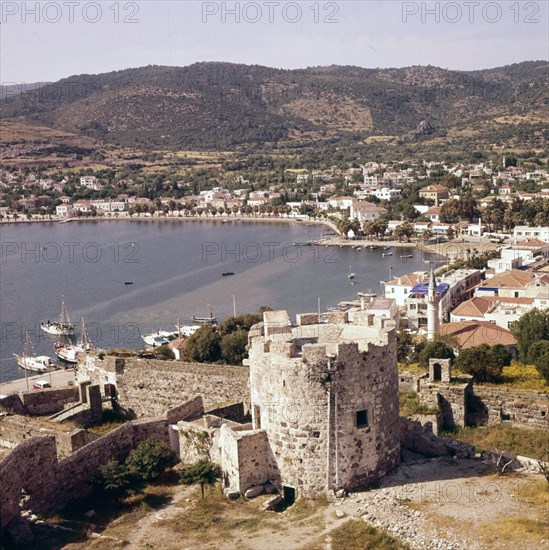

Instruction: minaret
[426,266,439,340]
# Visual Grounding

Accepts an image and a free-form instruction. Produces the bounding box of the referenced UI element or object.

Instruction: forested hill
[2,61,547,151]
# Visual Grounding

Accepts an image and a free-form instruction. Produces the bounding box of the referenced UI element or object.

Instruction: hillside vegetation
[2,61,547,154]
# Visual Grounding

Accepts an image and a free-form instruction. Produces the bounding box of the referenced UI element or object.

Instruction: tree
[394,222,414,242]
[439,199,461,224]
[418,339,455,369]
[125,439,176,482]
[527,340,549,383]
[510,309,549,362]
[454,344,510,383]
[96,459,131,498]
[179,458,222,498]
[220,330,249,365]
[182,325,221,363]
[396,330,416,365]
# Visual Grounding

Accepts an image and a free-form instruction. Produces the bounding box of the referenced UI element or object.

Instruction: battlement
[250,310,396,362]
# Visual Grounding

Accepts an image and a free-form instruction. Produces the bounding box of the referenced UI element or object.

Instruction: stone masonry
[247,310,400,498]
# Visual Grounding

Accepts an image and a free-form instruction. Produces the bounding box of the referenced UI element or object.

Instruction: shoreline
[0,214,460,257]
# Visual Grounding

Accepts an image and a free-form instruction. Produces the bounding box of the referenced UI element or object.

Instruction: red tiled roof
[439,321,517,350]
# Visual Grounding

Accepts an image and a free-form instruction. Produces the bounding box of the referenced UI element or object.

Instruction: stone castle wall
[1,396,205,533]
[0,420,169,531]
[0,387,79,416]
[78,355,249,418]
[469,387,548,429]
[0,415,98,457]
[399,370,548,431]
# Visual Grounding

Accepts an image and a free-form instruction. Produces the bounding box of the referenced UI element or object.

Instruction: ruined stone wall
[0,416,98,456]
[0,420,170,531]
[418,379,473,429]
[469,387,549,429]
[0,436,58,530]
[78,355,249,418]
[0,387,78,416]
[21,387,79,415]
[248,324,400,498]
[412,376,548,431]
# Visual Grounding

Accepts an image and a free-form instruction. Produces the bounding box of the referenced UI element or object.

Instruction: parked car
[32,380,51,390]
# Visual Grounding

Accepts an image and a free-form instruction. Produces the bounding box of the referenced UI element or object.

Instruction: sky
[1,1,548,83]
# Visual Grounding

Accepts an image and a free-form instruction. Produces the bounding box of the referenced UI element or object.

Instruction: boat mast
[23,324,29,391]
[60,295,68,325]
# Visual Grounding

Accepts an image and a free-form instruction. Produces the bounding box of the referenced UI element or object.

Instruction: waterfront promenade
[0,369,75,396]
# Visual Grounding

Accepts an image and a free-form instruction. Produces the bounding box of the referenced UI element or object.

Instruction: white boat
[41,296,76,336]
[14,329,55,372]
[142,330,176,347]
[358,291,377,298]
[382,252,393,256]
[348,266,355,279]
[174,324,200,337]
[54,318,93,363]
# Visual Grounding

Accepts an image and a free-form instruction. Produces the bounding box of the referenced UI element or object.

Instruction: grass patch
[399,392,439,416]
[477,363,548,392]
[477,516,549,549]
[512,478,549,507]
[441,425,548,458]
[398,363,427,375]
[314,519,409,550]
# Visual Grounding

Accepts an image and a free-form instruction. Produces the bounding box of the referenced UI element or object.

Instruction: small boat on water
[124,281,134,285]
[348,266,355,280]
[14,328,55,372]
[193,315,217,325]
[383,246,391,250]
[400,254,413,259]
[222,272,235,277]
[382,252,393,256]
[54,319,93,363]
[292,241,312,246]
[41,296,76,336]
[193,306,217,325]
[174,324,200,337]
[358,291,377,298]
[142,330,176,347]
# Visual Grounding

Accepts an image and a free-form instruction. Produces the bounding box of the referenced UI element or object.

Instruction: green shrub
[126,439,176,482]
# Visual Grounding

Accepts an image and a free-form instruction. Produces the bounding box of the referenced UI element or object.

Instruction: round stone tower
[248,310,400,498]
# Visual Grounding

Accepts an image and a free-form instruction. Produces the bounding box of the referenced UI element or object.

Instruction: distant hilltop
[2,60,547,151]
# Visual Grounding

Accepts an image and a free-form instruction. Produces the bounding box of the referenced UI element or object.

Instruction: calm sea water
[0,219,437,382]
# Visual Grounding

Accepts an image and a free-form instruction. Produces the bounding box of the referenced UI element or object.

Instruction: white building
[513,226,549,241]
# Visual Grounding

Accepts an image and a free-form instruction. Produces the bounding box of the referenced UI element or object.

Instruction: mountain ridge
[2,60,547,152]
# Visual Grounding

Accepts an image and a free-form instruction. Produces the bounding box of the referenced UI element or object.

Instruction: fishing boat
[141,330,176,347]
[193,306,217,325]
[54,319,93,363]
[400,254,413,259]
[41,296,76,336]
[14,328,55,372]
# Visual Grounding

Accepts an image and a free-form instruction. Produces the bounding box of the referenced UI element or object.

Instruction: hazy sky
[1,1,548,82]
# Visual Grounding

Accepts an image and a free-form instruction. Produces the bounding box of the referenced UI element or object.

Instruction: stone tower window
[356,409,369,429]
